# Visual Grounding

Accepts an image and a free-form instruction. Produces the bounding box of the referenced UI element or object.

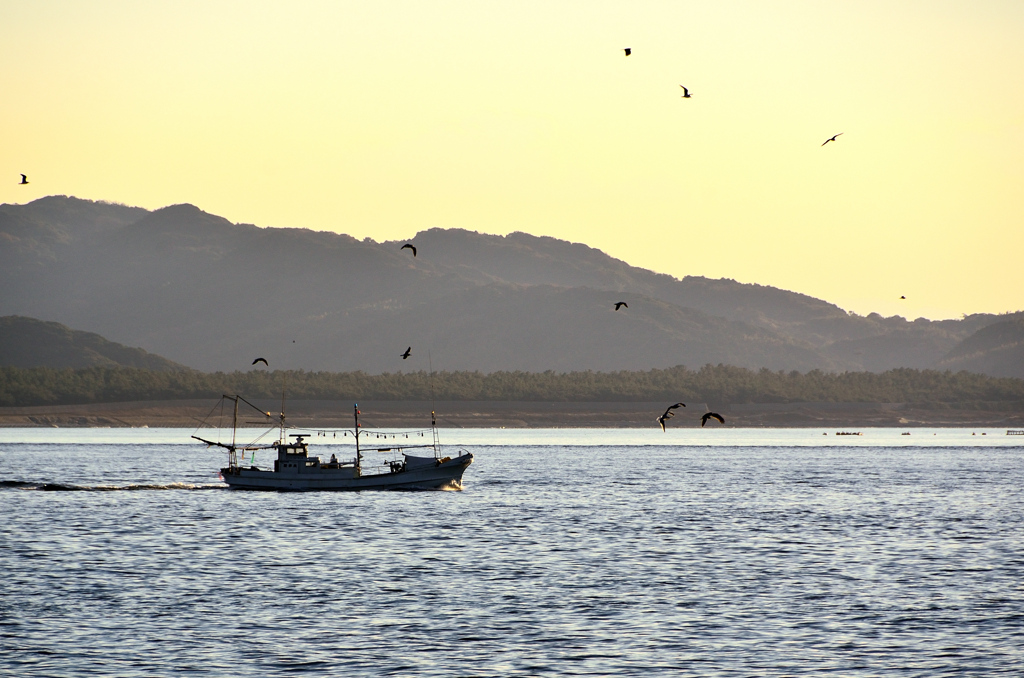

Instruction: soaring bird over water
[19,174,28,184]
[657,402,686,431]
[252,358,269,366]
[614,302,628,311]
[623,48,631,56]
[401,347,412,360]
[401,243,417,257]
[680,85,691,98]
[701,412,725,427]
[822,133,843,146]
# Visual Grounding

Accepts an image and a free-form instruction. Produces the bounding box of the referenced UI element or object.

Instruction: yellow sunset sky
[3,1,1022,320]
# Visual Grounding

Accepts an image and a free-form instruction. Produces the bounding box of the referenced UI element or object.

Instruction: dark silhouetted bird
[401,347,412,360]
[657,402,686,431]
[900,295,906,300]
[252,358,269,366]
[822,133,843,146]
[680,85,691,98]
[19,174,28,185]
[401,243,417,257]
[623,48,631,56]
[701,412,725,427]
[614,302,628,311]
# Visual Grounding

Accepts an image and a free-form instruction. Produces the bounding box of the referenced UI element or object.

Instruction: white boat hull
[221,452,473,491]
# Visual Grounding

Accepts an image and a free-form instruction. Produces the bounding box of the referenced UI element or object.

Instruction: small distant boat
[835,431,862,436]
[1007,430,1024,436]
[193,396,472,491]
[901,432,911,436]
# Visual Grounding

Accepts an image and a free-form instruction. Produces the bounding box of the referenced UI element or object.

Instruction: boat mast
[229,395,239,469]
[428,351,441,458]
[431,410,441,457]
[353,403,362,477]
[279,374,287,444]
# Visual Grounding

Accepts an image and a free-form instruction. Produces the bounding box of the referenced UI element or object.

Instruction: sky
[3,0,1023,320]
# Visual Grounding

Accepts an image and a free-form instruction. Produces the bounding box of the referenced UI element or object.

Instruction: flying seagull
[401,243,417,257]
[623,48,631,56]
[401,347,412,360]
[821,133,843,146]
[701,412,725,427]
[252,358,269,366]
[680,85,691,98]
[19,174,28,185]
[614,302,628,311]
[657,402,686,431]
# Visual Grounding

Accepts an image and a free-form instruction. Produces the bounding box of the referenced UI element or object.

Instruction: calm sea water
[2,427,1023,676]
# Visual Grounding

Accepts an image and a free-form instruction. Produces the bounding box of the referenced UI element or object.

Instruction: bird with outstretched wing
[657,402,686,431]
[701,412,725,427]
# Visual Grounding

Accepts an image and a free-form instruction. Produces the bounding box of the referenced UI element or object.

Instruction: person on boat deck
[330,453,337,465]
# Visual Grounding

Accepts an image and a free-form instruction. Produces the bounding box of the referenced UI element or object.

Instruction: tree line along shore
[2,364,1023,409]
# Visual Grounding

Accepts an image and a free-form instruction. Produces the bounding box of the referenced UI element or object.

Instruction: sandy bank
[2,399,1023,428]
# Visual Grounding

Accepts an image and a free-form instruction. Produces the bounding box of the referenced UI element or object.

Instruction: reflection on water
[2,429,1023,676]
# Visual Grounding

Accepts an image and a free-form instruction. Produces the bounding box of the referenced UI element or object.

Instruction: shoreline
[2,399,1023,428]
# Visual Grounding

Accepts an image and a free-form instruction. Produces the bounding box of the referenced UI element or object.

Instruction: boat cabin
[273,434,355,472]
[274,435,321,472]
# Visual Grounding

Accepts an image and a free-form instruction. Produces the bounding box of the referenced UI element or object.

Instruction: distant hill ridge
[1,195,1020,376]
[936,318,1024,379]
[0,316,189,371]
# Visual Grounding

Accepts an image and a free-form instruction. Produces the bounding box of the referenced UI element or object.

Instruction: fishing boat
[193,396,472,491]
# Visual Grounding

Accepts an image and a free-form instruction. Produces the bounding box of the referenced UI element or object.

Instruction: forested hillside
[2,364,1022,408]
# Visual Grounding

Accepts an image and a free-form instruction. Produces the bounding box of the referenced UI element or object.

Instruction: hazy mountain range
[1,196,1021,377]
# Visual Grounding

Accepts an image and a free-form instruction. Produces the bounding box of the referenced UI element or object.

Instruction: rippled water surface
[2,428,1023,676]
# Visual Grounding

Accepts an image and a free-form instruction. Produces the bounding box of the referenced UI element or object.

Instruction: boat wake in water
[1,480,225,492]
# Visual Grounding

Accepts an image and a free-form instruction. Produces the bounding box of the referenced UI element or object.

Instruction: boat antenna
[280,337,295,442]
